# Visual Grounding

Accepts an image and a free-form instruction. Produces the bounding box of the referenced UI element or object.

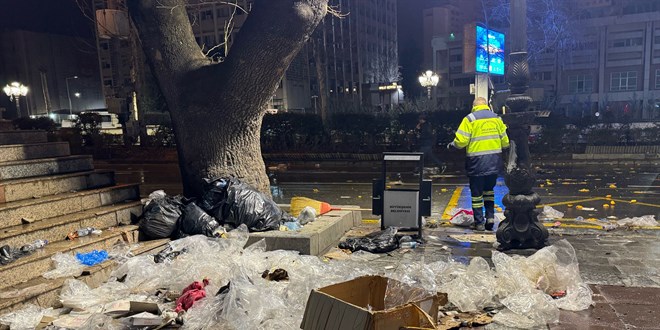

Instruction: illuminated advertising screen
[475,25,505,75]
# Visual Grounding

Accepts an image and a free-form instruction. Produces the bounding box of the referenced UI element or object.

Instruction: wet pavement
[96,160,660,327]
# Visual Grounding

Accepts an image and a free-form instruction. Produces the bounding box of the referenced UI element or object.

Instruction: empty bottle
[20,239,48,252]
[400,241,418,249]
[77,227,96,237]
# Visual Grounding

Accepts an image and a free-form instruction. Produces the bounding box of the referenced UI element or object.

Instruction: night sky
[0,0,94,38]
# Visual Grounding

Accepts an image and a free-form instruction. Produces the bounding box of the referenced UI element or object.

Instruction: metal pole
[66,78,73,115]
[14,97,21,118]
[427,86,431,100]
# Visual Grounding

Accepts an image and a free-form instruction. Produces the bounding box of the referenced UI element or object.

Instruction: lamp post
[418,70,439,100]
[495,0,548,250]
[3,82,29,118]
[65,76,78,115]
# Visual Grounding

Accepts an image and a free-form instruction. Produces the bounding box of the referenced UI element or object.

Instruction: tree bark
[312,33,329,127]
[129,0,327,197]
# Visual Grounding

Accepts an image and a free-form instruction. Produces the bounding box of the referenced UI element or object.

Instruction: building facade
[187,0,400,113]
[423,0,660,120]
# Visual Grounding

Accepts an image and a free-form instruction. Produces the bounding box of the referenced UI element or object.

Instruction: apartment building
[424,0,660,120]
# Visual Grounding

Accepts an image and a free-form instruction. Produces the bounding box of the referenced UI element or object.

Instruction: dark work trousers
[468,174,498,224]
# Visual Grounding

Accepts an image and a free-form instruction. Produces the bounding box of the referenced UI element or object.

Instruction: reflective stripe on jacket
[452,104,510,176]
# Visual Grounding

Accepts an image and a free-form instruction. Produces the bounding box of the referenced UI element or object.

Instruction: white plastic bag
[0,304,53,330]
[440,257,496,312]
[617,215,658,227]
[60,279,102,310]
[450,209,474,227]
[297,206,317,225]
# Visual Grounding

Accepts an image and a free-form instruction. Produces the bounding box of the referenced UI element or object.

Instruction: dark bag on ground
[202,177,291,232]
[338,227,399,253]
[179,202,220,237]
[139,194,185,239]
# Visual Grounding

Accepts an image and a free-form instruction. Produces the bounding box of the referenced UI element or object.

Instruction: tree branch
[192,0,328,114]
[128,0,209,81]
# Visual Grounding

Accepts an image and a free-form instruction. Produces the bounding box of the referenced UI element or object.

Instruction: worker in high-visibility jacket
[447,97,509,231]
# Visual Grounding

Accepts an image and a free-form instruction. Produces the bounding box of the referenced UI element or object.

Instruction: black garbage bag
[203,177,291,232]
[139,193,185,239]
[338,227,399,253]
[179,202,220,237]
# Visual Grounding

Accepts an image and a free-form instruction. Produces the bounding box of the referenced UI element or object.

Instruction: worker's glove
[446,142,454,150]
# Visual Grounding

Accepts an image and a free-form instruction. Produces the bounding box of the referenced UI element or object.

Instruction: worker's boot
[471,207,485,231]
[484,191,495,231]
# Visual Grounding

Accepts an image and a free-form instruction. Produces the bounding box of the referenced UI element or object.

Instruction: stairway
[0,129,169,314]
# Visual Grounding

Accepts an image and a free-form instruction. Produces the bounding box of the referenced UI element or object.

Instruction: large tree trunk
[312,34,329,126]
[129,0,327,197]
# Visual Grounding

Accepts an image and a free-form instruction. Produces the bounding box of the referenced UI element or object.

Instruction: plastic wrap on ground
[0,304,53,330]
[617,215,658,227]
[79,313,123,330]
[297,206,317,225]
[493,291,559,328]
[42,252,85,279]
[60,279,103,310]
[541,206,564,220]
[440,257,497,312]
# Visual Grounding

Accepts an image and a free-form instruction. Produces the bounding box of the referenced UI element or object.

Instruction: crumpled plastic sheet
[617,215,658,227]
[440,257,498,312]
[4,223,592,330]
[43,252,85,279]
[541,205,564,220]
[0,304,53,330]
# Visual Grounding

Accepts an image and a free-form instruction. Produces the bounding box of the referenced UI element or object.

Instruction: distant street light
[418,70,439,100]
[74,92,81,98]
[65,76,78,115]
[3,82,29,118]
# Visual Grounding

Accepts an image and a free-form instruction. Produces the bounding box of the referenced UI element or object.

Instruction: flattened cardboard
[301,275,446,330]
[103,300,160,317]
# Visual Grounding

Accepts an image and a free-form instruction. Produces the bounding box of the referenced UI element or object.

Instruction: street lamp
[3,82,29,118]
[418,70,439,100]
[495,0,549,250]
[65,76,78,115]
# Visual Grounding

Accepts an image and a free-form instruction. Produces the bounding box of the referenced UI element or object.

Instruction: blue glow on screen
[476,25,505,75]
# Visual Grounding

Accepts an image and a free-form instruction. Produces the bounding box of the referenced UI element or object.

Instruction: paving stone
[0,142,70,162]
[598,285,660,305]
[611,303,660,329]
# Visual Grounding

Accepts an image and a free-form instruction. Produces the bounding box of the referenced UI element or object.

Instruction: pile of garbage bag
[0,231,592,329]
[138,177,294,240]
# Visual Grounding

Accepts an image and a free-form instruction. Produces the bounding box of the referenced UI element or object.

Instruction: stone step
[247,209,361,256]
[0,200,142,249]
[0,238,169,314]
[0,155,94,180]
[0,170,115,203]
[0,225,139,291]
[0,142,70,163]
[0,130,48,146]
[0,183,140,230]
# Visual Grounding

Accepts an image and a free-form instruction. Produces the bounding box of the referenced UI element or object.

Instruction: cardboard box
[301,275,446,330]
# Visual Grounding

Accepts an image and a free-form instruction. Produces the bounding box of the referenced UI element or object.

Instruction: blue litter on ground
[76,250,108,266]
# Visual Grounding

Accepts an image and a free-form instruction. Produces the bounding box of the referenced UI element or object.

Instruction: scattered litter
[323,248,352,261]
[580,207,596,212]
[609,184,617,189]
[340,196,351,199]
[175,279,208,312]
[630,199,637,203]
[617,215,658,227]
[297,206,317,225]
[21,217,34,224]
[450,234,496,243]
[553,221,562,228]
[0,304,54,330]
[602,224,617,231]
[262,269,289,281]
[66,227,102,241]
[139,190,184,239]
[541,206,564,220]
[605,194,612,198]
[76,250,109,266]
[603,204,610,208]
[449,208,474,227]
[281,221,302,231]
[610,200,616,205]
[42,253,85,279]
[578,189,590,192]
[338,227,399,253]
